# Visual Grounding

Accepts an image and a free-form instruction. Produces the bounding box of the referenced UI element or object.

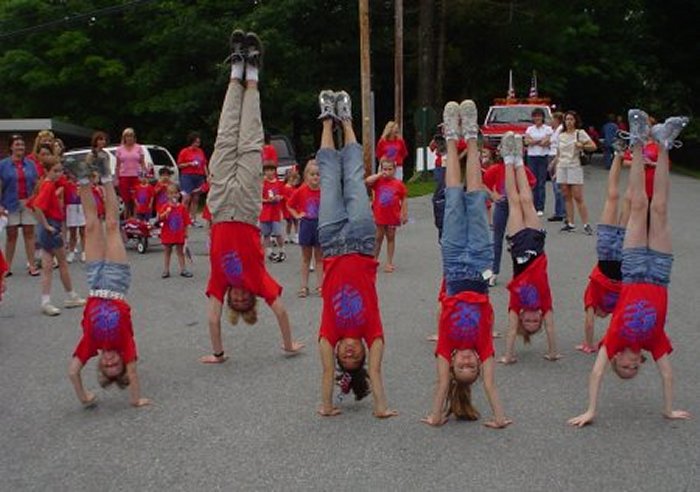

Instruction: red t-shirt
[280,183,294,220]
[153,181,170,210]
[92,185,105,218]
[434,139,468,168]
[29,179,65,221]
[262,144,279,164]
[436,291,495,362]
[73,298,137,365]
[133,184,155,215]
[483,163,536,197]
[583,265,622,314]
[600,283,672,360]
[260,179,285,222]
[63,179,80,206]
[507,254,553,314]
[206,222,282,305]
[376,137,408,165]
[623,142,666,199]
[370,177,407,226]
[319,254,383,348]
[26,154,45,179]
[288,184,320,219]
[159,202,191,244]
[13,159,30,199]
[177,146,208,176]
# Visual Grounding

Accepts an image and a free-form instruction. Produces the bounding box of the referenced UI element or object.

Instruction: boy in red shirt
[154,167,174,212]
[64,152,151,408]
[316,90,396,419]
[28,153,85,316]
[577,146,629,353]
[366,159,408,273]
[201,30,303,364]
[260,161,286,262]
[422,100,510,429]
[158,183,192,278]
[498,132,560,364]
[133,174,155,221]
[569,111,691,427]
[287,160,322,297]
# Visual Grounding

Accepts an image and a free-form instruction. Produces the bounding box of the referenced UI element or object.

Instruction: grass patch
[407,179,435,197]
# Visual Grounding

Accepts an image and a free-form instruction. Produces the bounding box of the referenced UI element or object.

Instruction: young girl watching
[159,183,193,278]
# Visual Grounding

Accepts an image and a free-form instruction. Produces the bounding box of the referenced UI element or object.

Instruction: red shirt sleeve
[375,139,386,161]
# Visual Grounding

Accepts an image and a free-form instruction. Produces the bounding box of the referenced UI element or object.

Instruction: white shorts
[7,207,37,227]
[66,204,86,228]
[556,166,584,185]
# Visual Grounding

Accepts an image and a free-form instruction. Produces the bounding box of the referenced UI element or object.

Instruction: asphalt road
[1,162,699,491]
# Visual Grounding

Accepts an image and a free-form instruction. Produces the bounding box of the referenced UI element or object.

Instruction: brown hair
[226,293,258,325]
[563,110,582,129]
[97,365,130,389]
[336,355,371,401]
[447,367,480,420]
[380,159,396,170]
[91,131,109,149]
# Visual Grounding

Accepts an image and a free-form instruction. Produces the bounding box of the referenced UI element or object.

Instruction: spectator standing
[177,131,208,227]
[524,108,553,215]
[376,121,408,181]
[115,128,146,219]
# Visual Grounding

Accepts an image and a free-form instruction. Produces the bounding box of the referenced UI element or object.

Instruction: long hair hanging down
[446,368,480,420]
[336,356,370,401]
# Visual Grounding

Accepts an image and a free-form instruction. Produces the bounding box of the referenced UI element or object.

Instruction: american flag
[529,71,538,98]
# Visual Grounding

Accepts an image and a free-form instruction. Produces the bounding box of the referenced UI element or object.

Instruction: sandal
[297,287,309,298]
[28,267,40,277]
[315,287,322,296]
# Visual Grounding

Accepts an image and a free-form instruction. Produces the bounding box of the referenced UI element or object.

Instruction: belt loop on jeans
[89,289,126,301]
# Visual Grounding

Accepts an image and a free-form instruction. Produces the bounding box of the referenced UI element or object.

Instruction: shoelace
[617,129,683,149]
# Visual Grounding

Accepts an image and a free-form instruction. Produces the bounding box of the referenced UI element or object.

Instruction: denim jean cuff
[322,237,375,258]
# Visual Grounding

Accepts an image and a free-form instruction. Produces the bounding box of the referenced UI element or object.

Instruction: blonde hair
[447,367,480,420]
[379,158,396,170]
[32,130,55,155]
[381,121,399,140]
[121,127,136,144]
[226,294,258,325]
[303,161,319,181]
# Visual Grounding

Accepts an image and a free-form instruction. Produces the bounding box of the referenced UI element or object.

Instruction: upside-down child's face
[263,167,276,180]
[612,348,642,379]
[520,310,543,334]
[336,338,365,371]
[381,162,396,178]
[99,350,125,378]
[452,349,480,384]
[228,287,255,312]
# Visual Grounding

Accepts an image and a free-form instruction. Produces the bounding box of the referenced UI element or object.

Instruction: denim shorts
[180,174,206,195]
[85,261,132,295]
[597,224,625,262]
[37,219,64,252]
[622,247,673,286]
[260,220,283,237]
[298,218,319,247]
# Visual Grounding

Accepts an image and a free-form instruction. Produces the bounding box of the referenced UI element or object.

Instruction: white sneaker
[80,252,86,263]
[488,274,498,287]
[66,251,75,263]
[627,109,650,146]
[459,99,479,139]
[442,101,461,141]
[537,211,544,217]
[64,294,86,309]
[499,131,517,161]
[42,303,61,316]
[651,116,689,150]
[514,134,525,165]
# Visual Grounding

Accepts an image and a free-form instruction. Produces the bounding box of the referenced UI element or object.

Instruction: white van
[64,144,179,182]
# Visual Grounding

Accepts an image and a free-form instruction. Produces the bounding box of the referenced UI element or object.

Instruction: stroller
[122,217,161,254]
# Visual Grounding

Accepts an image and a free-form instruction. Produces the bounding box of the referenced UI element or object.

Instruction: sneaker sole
[459,100,478,137]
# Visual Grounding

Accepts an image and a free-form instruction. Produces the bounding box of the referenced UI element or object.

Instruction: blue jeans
[548,157,565,218]
[317,143,375,257]
[442,187,493,295]
[597,224,625,261]
[622,247,673,287]
[527,155,548,212]
[492,200,508,275]
[603,146,613,170]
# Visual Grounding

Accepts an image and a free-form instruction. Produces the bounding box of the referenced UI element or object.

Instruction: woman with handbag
[555,110,597,235]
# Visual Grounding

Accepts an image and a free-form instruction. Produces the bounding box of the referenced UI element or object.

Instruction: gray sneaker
[64,156,91,182]
[92,150,112,180]
[318,90,337,121]
[611,137,627,156]
[514,134,524,160]
[243,32,263,68]
[459,99,479,139]
[442,101,461,141]
[651,116,689,150]
[627,109,650,146]
[229,29,246,64]
[335,91,353,122]
[583,223,594,235]
[499,131,517,160]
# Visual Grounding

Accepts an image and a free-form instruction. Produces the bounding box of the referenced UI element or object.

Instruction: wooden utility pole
[394,0,403,130]
[359,0,372,177]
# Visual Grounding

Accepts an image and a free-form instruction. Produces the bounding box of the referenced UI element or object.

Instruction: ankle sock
[231,62,244,80]
[41,295,50,306]
[246,65,259,82]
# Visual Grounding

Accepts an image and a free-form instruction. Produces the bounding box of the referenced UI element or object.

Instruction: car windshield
[149,147,174,168]
[487,107,551,124]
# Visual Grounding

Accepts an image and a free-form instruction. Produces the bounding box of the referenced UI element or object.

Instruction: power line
[0,0,158,41]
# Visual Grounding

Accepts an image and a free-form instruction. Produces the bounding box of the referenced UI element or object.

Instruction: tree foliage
[0,0,697,163]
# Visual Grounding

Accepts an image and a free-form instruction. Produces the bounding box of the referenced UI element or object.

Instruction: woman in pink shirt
[115,128,146,219]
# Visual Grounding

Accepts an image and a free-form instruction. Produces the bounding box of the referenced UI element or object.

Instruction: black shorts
[598,260,622,281]
[298,218,319,247]
[508,228,546,277]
